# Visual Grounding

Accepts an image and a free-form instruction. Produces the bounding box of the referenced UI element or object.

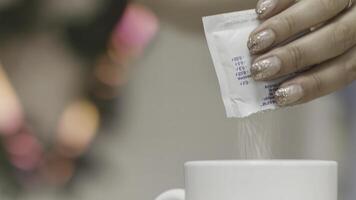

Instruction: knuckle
[319,0,348,14]
[286,46,305,71]
[331,23,356,52]
[274,15,296,36]
[308,73,323,94]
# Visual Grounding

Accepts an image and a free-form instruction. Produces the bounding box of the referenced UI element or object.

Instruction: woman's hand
[248,0,356,106]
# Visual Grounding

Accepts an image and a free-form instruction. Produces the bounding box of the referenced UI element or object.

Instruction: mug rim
[185,160,337,167]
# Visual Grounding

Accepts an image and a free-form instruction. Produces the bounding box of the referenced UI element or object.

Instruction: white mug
[156,160,337,200]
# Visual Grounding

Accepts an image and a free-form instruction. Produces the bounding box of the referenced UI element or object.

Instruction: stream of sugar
[236,112,281,159]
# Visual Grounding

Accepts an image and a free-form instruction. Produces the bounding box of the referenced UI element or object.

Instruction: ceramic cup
[156,160,337,200]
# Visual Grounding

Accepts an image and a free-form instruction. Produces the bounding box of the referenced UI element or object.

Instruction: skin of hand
[248,0,356,106]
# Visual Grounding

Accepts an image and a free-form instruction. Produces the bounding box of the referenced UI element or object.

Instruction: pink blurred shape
[0,66,24,135]
[4,129,43,171]
[112,3,159,56]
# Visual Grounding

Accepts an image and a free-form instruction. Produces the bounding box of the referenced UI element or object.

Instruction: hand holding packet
[203,10,285,118]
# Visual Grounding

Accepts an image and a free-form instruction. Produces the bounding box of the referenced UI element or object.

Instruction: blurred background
[0,0,355,199]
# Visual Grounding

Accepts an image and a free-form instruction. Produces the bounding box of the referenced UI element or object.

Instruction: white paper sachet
[203,9,284,118]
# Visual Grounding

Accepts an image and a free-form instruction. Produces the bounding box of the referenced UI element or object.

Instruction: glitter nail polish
[256,0,277,17]
[251,56,281,80]
[248,29,276,54]
[275,84,304,106]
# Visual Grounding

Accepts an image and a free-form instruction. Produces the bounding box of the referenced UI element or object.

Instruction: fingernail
[275,84,304,106]
[251,56,281,80]
[248,29,276,54]
[256,0,278,18]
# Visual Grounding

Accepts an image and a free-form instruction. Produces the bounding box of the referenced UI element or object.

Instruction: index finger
[256,0,296,19]
[248,0,350,54]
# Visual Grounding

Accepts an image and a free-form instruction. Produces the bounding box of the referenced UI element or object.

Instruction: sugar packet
[203,9,284,118]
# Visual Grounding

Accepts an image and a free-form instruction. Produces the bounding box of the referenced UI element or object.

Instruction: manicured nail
[248,29,276,54]
[275,84,304,106]
[256,0,277,18]
[251,56,281,80]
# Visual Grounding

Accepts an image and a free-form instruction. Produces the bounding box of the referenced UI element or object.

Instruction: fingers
[274,45,356,106]
[250,6,356,81]
[256,0,296,19]
[248,0,350,53]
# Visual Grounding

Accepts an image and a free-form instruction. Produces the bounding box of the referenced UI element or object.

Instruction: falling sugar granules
[236,112,281,159]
